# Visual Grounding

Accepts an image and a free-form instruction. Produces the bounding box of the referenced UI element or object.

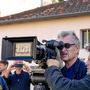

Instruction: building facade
[0,0,90,59]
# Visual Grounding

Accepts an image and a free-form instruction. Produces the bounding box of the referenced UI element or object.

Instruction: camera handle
[31,69,50,90]
[34,83,49,90]
[55,47,64,68]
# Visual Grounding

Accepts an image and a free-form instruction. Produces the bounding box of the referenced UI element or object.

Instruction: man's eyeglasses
[60,43,75,50]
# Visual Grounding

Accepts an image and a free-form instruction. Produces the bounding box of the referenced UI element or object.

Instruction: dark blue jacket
[61,58,87,79]
[45,66,90,90]
[7,71,30,90]
[0,76,8,90]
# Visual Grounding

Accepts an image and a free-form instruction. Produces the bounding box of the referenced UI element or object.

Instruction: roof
[0,0,90,25]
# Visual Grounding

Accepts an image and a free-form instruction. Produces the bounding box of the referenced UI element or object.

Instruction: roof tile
[0,0,90,24]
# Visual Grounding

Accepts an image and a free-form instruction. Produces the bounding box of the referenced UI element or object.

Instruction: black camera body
[14,64,23,67]
[36,40,64,61]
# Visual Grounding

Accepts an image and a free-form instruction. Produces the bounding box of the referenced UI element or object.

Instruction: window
[81,29,90,48]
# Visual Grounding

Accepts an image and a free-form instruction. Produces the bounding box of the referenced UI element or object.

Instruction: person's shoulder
[22,71,30,76]
[0,76,3,81]
[0,77,3,90]
[78,58,86,65]
[21,71,30,79]
[77,58,87,72]
[0,76,3,78]
[77,58,87,70]
[0,76,5,84]
[0,76,5,80]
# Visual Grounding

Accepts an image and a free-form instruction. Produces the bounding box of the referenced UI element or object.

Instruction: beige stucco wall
[0,15,90,59]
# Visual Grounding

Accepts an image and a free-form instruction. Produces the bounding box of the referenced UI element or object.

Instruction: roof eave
[0,11,90,25]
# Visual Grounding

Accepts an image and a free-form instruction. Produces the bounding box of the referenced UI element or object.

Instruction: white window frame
[80,29,90,48]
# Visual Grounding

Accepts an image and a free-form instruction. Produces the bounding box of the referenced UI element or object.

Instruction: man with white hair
[57,31,87,80]
[45,57,90,90]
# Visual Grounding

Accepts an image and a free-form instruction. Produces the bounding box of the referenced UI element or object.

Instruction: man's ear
[75,45,80,55]
[76,45,80,49]
[4,65,8,69]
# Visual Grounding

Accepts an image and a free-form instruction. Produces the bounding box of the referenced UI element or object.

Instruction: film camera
[2,36,64,90]
[1,36,64,62]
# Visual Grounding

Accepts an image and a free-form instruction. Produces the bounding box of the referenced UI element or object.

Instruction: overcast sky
[0,0,67,16]
[0,0,41,16]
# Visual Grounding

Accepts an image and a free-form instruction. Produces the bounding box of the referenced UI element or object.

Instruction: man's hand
[47,59,60,67]
[23,62,32,73]
[2,64,15,78]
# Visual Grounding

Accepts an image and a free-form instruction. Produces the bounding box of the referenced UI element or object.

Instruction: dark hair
[0,61,8,65]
